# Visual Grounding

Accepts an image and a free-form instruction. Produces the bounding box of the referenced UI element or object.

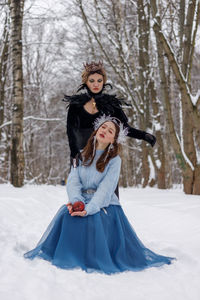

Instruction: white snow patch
[191,89,200,106]
[148,155,155,180]
[154,121,161,131]
[0,184,200,300]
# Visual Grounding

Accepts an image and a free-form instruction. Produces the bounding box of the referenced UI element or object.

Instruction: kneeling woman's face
[86,73,104,94]
[96,121,116,146]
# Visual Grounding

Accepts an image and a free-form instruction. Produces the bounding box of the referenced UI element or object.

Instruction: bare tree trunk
[151,0,200,194]
[119,146,128,187]
[126,108,137,187]
[127,143,135,187]
[193,165,200,194]
[9,0,25,187]
[137,0,150,187]
[0,14,9,141]
[149,80,166,189]
[141,142,150,187]
[178,0,185,54]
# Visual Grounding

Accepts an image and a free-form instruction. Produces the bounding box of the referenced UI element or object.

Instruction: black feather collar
[62,93,130,112]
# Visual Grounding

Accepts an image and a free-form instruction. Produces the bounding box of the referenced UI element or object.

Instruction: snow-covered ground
[0,184,200,300]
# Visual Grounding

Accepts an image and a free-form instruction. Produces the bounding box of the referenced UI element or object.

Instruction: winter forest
[1,1,200,299]
[0,0,200,194]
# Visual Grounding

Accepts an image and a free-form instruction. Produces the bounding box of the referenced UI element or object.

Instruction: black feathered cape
[63,92,153,158]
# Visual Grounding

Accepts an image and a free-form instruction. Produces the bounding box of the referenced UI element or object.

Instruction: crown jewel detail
[93,115,129,144]
[83,61,104,72]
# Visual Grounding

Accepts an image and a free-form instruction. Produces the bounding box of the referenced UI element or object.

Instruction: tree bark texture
[151,0,200,194]
[137,0,151,187]
[0,14,9,142]
[149,80,166,189]
[10,0,25,187]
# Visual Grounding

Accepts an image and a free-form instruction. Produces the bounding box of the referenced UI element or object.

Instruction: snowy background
[0,184,200,300]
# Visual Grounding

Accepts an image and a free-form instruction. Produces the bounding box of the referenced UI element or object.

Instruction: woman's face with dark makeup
[86,73,104,93]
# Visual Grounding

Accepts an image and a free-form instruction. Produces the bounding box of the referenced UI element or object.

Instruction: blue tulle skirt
[24,204,175,274]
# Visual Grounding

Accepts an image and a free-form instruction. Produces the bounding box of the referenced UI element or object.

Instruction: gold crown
[83,61,104,72]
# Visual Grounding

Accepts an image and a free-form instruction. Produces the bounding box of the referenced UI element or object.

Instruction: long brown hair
[81,121,121,172]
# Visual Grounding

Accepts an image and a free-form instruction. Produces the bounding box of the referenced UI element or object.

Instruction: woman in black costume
[63,61,156,164]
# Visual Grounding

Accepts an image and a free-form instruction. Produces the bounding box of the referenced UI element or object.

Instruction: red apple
[72,201,85,212]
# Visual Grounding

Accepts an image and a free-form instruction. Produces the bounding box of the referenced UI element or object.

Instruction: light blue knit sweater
[66,149,121,216]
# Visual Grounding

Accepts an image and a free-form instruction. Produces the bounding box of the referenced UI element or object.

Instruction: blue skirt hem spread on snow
[24,205,175,274]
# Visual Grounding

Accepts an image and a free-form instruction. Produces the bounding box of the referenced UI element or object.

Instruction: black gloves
[144,133,156,147]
